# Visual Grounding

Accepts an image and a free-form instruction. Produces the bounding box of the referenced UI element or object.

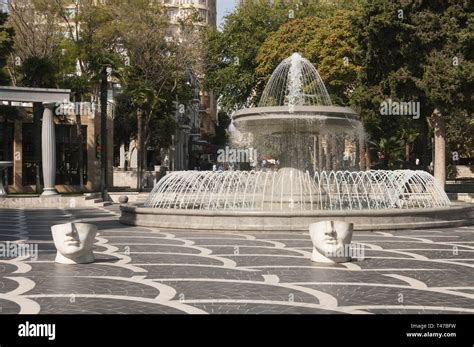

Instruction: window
[65,7,76,18]
[199,9,207,22]
[167,9,177,20]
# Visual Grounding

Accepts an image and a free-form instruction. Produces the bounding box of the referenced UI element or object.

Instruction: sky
[216,0,238,30]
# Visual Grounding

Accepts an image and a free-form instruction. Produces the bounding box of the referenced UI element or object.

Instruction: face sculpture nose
[64,223,77,237]
[324,221,337,238]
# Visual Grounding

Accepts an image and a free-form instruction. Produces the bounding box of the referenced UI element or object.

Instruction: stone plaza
[0,205,473,314]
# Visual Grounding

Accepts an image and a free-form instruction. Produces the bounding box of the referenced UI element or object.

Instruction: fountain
[120,53,474,231]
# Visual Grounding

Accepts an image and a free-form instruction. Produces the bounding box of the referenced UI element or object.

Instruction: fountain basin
[120,202,474,231]
[233,106,360,135]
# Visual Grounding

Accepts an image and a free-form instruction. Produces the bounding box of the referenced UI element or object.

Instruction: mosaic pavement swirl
[0,206,473,314]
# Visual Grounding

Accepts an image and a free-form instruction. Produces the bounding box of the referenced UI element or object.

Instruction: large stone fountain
[120,53,474,231]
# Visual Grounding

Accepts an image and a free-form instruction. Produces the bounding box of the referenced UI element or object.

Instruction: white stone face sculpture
[51,223,97,264]
[309,220,353,263]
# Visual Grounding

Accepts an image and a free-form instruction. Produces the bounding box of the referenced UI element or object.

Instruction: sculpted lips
[65,238,80,246]
[323,237,337,245]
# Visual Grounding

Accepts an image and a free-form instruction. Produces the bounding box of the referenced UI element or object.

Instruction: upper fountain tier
[259,52,333,107]
[233,53,359,136]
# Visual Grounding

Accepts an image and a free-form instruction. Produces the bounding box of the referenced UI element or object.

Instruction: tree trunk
[75,93,84,193]
[136,108,144,192]
[431,108,446,188]
[33,102,43,194]
[100,67,108,200]
[143,139,149,175]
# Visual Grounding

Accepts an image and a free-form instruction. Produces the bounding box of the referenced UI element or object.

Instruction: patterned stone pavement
[0,205,473,314]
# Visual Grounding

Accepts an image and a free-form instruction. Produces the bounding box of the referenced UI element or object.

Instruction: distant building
[163,0,216,28]
[161,0,218,170]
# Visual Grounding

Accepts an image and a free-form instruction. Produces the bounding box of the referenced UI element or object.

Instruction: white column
[41,103,58,196]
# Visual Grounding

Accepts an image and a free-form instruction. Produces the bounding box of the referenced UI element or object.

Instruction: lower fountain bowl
[120,202,474,231]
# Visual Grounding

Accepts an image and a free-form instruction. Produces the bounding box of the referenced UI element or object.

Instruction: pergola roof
[0,86,71,104]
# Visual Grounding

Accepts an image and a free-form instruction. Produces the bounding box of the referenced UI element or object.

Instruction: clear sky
[217,0,238,30]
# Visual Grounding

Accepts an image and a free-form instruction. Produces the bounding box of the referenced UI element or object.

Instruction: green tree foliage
[116,0,191,152]
[204,0,291,112]
[204,0,362,112]
[0,10,14,85]
[256,10,362,105]
[114,91,136,154]
[7,0,63,87]
[19,56,57,88]
[412,1,473,159]
[353,0,473,168]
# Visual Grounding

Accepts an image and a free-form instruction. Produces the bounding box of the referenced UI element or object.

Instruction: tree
[418,44,472,187]
[204,0,362,113]
[117,0,173,189]
[204,1,294,113]
[0,10,15,180]
[7,0,63,65]
[411,2,472,186]
[0,9,14,85]
[256,10,362,105]
[66,1,124,197]
[117,0,198,189]
[50,0,104,193]
[353,0,473,180]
